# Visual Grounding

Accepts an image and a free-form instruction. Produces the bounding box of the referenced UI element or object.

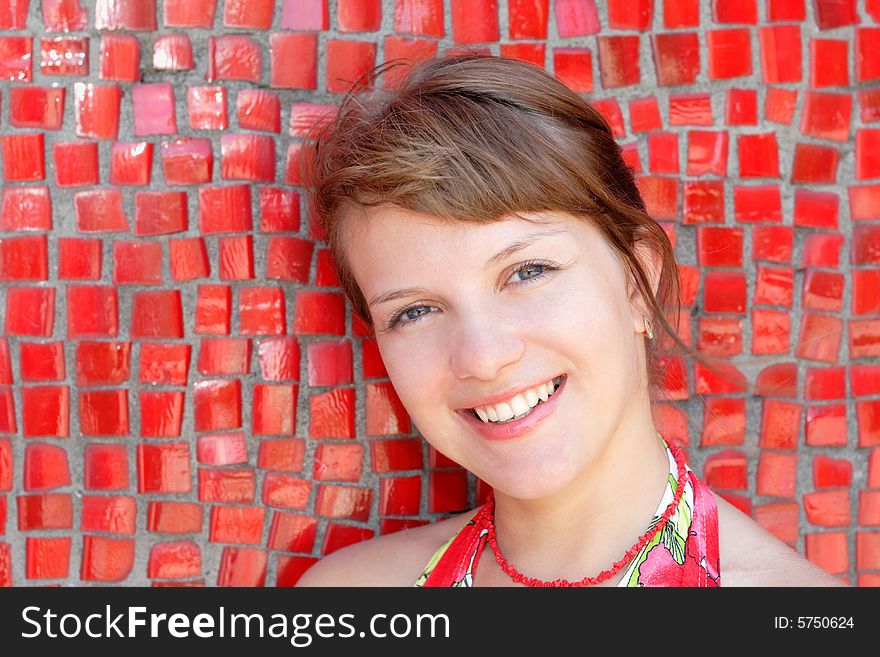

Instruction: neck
[490,405,670,583]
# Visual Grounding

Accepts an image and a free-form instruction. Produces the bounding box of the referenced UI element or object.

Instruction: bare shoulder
[714,493,847,587]
[296,508,479,587]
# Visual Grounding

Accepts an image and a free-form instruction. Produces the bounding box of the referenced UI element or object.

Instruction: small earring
[643,315,654,340]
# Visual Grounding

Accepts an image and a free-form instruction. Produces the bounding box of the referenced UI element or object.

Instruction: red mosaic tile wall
[0,0,878,587]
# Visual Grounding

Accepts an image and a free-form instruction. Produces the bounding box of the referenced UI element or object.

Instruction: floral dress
[415,434,721,587]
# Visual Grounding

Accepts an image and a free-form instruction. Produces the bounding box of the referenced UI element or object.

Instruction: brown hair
[301,53,731,394]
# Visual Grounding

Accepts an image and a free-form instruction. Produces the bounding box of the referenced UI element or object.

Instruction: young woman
[296,54,844,587]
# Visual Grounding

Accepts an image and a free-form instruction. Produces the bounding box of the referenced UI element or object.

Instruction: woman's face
[345,205,652,499]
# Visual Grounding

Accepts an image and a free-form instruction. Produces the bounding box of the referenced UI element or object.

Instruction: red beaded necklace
[485,441,689,587]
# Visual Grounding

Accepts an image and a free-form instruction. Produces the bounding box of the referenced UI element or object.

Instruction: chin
[480,460,581,501]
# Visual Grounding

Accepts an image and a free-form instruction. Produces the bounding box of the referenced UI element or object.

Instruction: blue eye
[382,259,558,332]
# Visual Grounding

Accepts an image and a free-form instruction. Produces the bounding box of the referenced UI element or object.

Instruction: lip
[456,374,567,441]
[456,373,566,411]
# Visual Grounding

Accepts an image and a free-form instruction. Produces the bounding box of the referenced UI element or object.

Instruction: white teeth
[471,376,563,424]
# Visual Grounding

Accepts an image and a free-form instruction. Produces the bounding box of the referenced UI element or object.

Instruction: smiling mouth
[467,374,566,424]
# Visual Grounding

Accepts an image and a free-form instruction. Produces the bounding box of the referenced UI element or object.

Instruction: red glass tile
[621,144,642,173]
[26,536,71,580]
[58,238,102,279]
[764,86,798,124]
[134,191,187,237]
[366,381,412,437]
[805,531,848,575]
[268,512,317,553]
[703,271,746,313]
[814,0,858,29]
[663,0,698,27]
[20,342,65,382]
[738,133,780,178]
[860,89,880,124]
[193,379,241,432]
[99,34,140,82]
[361,339,388,380]
[853,224,880,265]
[669,93,712,125]
[269,32,317,89]
[73,189,128,233]
[796,313,843,363]
[858,399,880,446]
[859,491,880,526]
[24,443,70,491]
[804,366,846,401]
[713,0,756,23]
[17,494,73,531]
[810,39,848,88]
[812,454,852,489]
[198,467,254,503]
[700,397,746,446]
[802,232,844,268]
[704,455,747,490]
[80,535,135,582]
[325,39,377,95]
[759,25,802,83]
[800,91,852,142]
[648,132,679,174]
[222,0,273,28]
[109,142,154,186]
[75,341,130,386]
[592,98,625,137]
[686,130,729,176]
[429,470,469,513]
[306,341,352,387]
[0,0,30,28]
[629,97,661,133]
[262,472,311,510]
[857,532,880,572]
[757,451,797,498]
[755,502,799,544]
[791,143,839,184]
[682,181,724,224]
[215,234,253,278]
[160,139,212,185]
[197,432,248,467]
[2,133,45,181]
[238,287,286,335]
[0,439,10,492]
[220,134,275,182]
[697,316,742,356]
[40,36,88,76]
[132,83,177,136]
[852,365,880,398]
[0,36,33,81]
[725,88,757,125]
[6,286,55,336]
[194,285,232,335]
[853,270,880,316]
[380,475,421,516]
[148,541,201,580]
[767,0,804,21]
[74,82,122,140]
[207,34,261,83]
[251,384,297,435]
[856,129,880,180]
[314,443,364,482]
[253,336,298,382]
[293,290,346,336]
[869,0,880,20]
[794,190,839,230]
[78,389,129,436]
[95,0,157,30]
[635,176,678,219]
[259,187,300,233]
[381,36,438,90]
[315,250,342,288]
[264,236,312,283]
[276,555,318,586]
[84,444,129,491]
[707,29,752,80]
[857,28,880,82]
[652,33,699,86]
[9,86,65,130]
[338,0,381,32]
[217,547,267,586]
[597,35,640,88]
[752,308,789,355]
[753,265,794,306]
[21,386,68,437]
[553,48,593,93]
[81,495,136,535]
[53,141,99,187]
[508,0,548,39]
[169,238,209,281]
[163,0,216,27]
[257,438,305,473]
[235,89,280,133]
[146,501,202,534]
[804,489,851,527]
[198,184,252,234]
[696,227,743,267]
[0,234,49,280]
[370,438,424,473]
[187,86,228,131]
[137,443,191,494]
[759,398,801,449]
[309,388,356,439]
[139,343,190,386]
[1,186,52,231]
[153,34,193,71]
[131,290,184,339]
[139,391,185,438]
[449,0,499,44]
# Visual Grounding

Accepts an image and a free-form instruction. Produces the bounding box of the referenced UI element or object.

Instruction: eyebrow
[368,228,567,308]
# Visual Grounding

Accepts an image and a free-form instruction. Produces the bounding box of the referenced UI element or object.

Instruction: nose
[447,305,525,382]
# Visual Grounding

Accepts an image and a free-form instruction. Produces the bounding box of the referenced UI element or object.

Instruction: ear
[627,240,664,335]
